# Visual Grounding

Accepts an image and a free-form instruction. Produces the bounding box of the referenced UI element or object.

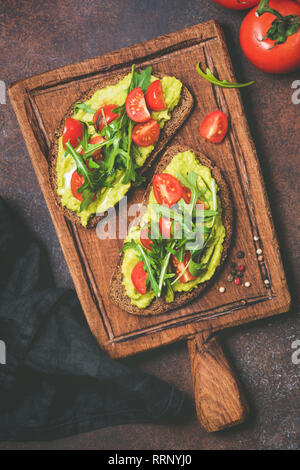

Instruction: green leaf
[74,102,96,114]
[131,65,152,92]
[196,63,254,89]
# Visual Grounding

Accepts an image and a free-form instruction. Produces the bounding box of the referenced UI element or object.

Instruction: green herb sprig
[122,171,220,299]
[65,142,109,211]
[196,63,254,89]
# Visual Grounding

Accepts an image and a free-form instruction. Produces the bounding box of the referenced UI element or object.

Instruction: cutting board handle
[188,332,249,432]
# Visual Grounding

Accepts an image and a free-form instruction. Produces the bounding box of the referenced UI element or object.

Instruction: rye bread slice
[110,145,233,316]
[48,71,194,229]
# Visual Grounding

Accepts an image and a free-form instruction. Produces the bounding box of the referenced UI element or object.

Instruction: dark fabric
[0,198,187,442]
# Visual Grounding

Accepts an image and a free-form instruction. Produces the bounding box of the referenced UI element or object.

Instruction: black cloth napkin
[0,198,187,442]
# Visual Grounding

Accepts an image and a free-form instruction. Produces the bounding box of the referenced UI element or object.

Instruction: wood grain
[188,332,249,432]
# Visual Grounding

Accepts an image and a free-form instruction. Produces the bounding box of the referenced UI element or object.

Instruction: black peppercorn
[237,250,245,259]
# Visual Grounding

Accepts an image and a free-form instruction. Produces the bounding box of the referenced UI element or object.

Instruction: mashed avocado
[56,73,182,226]
[122,151,226,308]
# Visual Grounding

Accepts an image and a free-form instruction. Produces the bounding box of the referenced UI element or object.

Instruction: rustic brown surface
[0,0,299,450]
[188,332,249,432]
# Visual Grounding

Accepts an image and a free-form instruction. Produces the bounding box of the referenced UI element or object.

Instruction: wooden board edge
[7,20,219,92]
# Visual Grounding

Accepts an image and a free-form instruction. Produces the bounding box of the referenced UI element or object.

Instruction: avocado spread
[56,73,182,226]
[122,151,226,308]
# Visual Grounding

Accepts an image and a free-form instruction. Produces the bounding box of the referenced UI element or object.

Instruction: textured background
[0,0,299,450]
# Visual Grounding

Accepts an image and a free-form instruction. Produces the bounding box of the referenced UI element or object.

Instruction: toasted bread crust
[109,145,234,316]
[48,71,194,228]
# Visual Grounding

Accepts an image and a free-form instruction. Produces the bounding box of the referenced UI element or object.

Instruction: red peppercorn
[234,278,241,285]
[238,264,245,272]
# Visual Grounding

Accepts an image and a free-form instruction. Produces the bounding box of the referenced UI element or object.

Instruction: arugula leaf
[157,241,176,297]
[74,102,96,114]
[122,240,160,296]
[65,142,108,211]
[196,63,254,89]
[130,65,152,92]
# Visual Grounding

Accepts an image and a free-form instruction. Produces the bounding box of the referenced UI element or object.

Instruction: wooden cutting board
[9,21,290,432]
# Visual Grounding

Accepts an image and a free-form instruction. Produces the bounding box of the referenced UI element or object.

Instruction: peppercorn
[237,251,245,259]
[227,274,234,282]
[230,262,237,269]
[234,278,241,285]
[238,264,245,272]
[231,269,237,276]
[237,272,243,278]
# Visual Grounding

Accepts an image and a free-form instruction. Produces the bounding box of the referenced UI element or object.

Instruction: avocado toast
[110,146,233,316]
[49,66,193,228]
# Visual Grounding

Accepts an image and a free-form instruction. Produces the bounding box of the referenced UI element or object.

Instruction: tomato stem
[256,0,283,20]
[256,0,300,47]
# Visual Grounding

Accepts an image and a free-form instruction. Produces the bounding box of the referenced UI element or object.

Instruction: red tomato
[212,0,259,9]
[132,119,160,147]
[62,118,84,149]
[182,187,209,209]
[145,80,166,111]
[159,217,181,239]
[171,252,196,283]
[140,227,153,251]
[153,173,183,207]
[240,0,300,74]
[200,111,228,143]
[70,171,84,201]
[87,135,106,162]
[93,104,119,131]
[131,261,148,295]
[125,87,151,122]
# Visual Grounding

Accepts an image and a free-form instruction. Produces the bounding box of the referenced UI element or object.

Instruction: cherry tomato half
[240,0,300,74]
[171,252,196,283]
[145,80,166,111]
[86,135,106,162]
[182,187,209,209]
[140,226,154,251]
[132,119,160,147]
[212,0,259,10]
[131,261,148,295]
[93,104,119,132]
[200,110,229,144]
[125,87,151,123]
[153,173,183,207]
[70,171,84,201]
[62,117,84,149]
